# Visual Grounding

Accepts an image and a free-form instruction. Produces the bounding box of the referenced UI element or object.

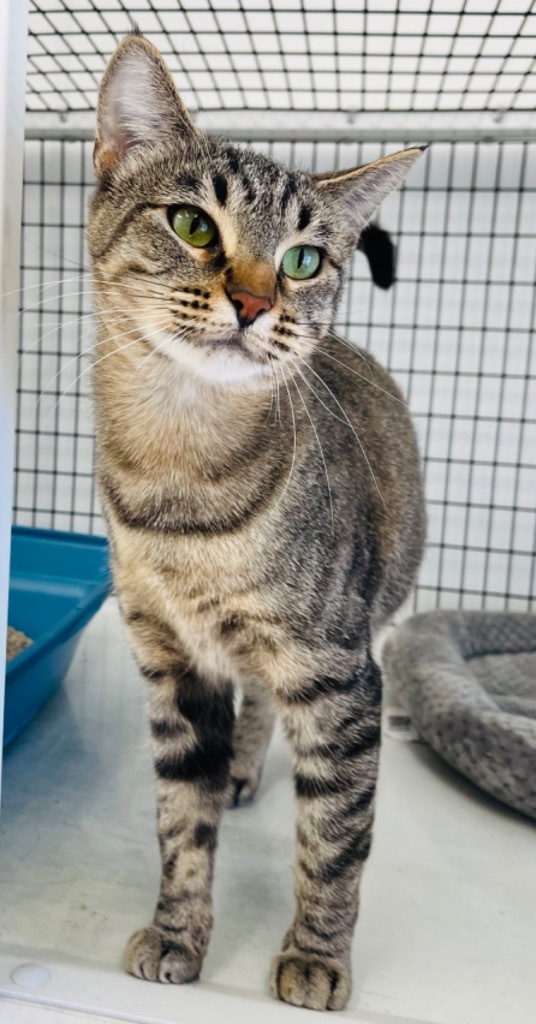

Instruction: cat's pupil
[189,213,201,236]
[297,248,305,269]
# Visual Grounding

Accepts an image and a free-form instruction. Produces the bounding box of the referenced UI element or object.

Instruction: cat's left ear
[315,146,426,235]
[94,33,199,179]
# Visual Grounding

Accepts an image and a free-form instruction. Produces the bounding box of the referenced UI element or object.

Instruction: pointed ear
[315,146,426,234]
[94,34,198,180]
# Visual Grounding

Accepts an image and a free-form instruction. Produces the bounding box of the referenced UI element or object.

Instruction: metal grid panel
[27,1,536,116]
[14,137,536,611]
[15,141,97,536]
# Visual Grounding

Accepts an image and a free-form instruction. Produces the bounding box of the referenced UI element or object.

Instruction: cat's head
[89,34,423,387]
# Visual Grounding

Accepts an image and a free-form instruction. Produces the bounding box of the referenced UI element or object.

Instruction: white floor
[0,598,534,1024]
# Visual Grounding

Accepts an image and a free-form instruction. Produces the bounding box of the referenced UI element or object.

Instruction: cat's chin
[154,329,270,386]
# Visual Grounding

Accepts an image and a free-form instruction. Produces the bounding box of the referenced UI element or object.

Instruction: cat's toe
[224,771,260,809]
[124,927,201,985]
[271,951,351,1011]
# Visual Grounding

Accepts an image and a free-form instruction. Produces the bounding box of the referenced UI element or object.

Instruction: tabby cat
[89,34,426,1012]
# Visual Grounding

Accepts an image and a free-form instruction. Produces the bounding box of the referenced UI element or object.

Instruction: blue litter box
[4,526,111,747]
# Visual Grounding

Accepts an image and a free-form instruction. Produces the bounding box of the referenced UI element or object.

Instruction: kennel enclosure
[0,3,535,1023]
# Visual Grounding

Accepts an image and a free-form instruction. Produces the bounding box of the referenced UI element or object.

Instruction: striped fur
[89,35,426,1011]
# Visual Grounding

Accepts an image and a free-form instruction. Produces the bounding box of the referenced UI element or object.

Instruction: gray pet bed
[381,611,536,820]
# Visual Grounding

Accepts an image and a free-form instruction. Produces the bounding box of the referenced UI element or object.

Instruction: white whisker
[264,371,277,425]
[270,366,298,516]
[135,323,195,371]
[18,279,166,317]
[34,309,176,405]
[327,328,378,379]
[301,358,386,508]
[41,326,176,428]
[290,360,350,430]
[317,346,405,406]
[17,305,171,364]
[290,370,334,535]
[275,371,281,426]
[14,271,180,317]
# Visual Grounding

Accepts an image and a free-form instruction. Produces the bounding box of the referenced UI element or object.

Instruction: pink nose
[229,290,273,325]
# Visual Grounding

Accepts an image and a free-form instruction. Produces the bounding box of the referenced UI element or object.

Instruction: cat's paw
[123,926,202,984]
[271,951,351,1011]
[224,769,261,809]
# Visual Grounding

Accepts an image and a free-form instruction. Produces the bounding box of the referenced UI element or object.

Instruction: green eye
[171,205,217,248]
[282,245,321,280]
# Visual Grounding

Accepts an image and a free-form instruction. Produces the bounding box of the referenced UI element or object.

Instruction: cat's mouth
[200,330,261,362]
[155,323,274,382]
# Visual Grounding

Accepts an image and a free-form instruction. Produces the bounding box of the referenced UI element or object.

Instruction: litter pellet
[6,626,33,662]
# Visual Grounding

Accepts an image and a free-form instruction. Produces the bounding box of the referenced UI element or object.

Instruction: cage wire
[15,1,536,613]
[26,1,536,114]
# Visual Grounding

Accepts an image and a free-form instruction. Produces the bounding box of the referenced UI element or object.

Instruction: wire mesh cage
[16,1,536,614]
[26,1,536,116]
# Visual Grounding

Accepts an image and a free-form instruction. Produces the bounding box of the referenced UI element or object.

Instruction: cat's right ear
[94,34,198,180]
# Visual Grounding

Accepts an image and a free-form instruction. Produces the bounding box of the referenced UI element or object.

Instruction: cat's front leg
[122,609,234,984]
[272,651,382,1011]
